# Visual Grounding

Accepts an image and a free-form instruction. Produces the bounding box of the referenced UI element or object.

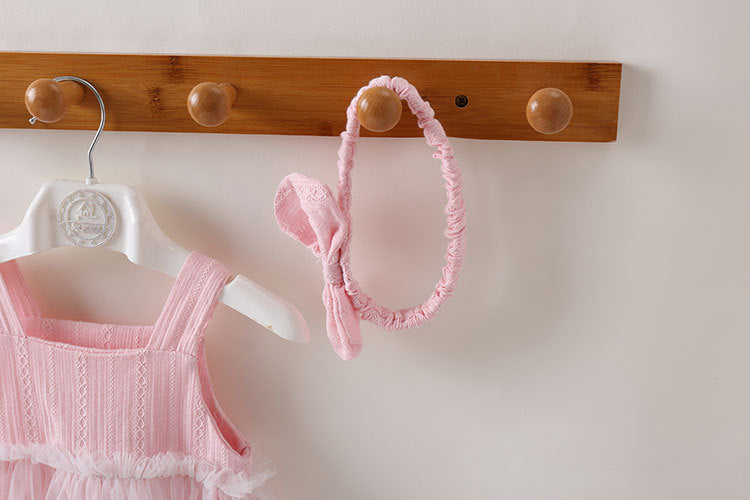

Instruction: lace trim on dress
[0,443,275,498]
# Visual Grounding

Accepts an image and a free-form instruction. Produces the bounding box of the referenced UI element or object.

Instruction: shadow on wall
[395,63,655,369]
[617,64,655,146]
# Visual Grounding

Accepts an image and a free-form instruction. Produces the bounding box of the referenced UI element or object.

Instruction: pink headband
[274,75,466,360]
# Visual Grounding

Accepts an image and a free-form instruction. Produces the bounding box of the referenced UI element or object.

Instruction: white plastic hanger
[0,76,309,343]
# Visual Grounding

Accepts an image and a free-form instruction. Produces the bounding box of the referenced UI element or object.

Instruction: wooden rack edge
[0,52,622,142]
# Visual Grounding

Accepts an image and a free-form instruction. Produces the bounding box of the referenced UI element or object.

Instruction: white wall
[2,1,749,498]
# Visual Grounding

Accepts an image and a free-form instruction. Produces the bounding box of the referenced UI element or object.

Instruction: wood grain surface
[0,52,622,141]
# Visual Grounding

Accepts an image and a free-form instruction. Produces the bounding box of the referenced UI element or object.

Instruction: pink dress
[0,251,274,499]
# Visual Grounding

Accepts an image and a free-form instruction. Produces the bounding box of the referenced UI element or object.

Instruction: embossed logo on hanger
[57,190,116,247]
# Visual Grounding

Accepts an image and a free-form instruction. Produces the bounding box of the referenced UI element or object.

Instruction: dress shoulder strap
[149,251,232,355]
[0,260,41,335]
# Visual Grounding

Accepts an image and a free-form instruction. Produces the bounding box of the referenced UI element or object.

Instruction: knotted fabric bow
[274,173,361,359]
[274,76,466,360]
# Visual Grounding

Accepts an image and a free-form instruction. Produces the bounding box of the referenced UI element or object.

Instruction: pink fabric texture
[274,75,466,360]
[0,251,274,499]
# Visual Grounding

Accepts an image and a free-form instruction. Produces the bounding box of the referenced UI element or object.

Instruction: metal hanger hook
[29,76,106,185]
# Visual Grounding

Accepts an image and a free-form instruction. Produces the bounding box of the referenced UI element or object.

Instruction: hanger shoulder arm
[0,180,73,263]
[219,274,310,343]
[0,226,33,262]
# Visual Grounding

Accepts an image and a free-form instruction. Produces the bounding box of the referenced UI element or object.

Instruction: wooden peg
[187,82,237,127]
[25,78,85,124]
[526,88,573,135]
[356,86,403,133]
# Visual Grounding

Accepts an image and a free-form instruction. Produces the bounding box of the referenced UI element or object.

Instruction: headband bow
[274,76,466,360]
[274,173,361,359]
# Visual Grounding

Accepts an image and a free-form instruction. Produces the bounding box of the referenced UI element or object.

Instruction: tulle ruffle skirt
[0,459,275,499]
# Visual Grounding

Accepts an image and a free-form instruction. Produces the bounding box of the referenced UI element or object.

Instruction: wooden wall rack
[0,52,622,142]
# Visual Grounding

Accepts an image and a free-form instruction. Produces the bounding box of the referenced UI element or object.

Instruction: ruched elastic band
[274,75,466,360]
